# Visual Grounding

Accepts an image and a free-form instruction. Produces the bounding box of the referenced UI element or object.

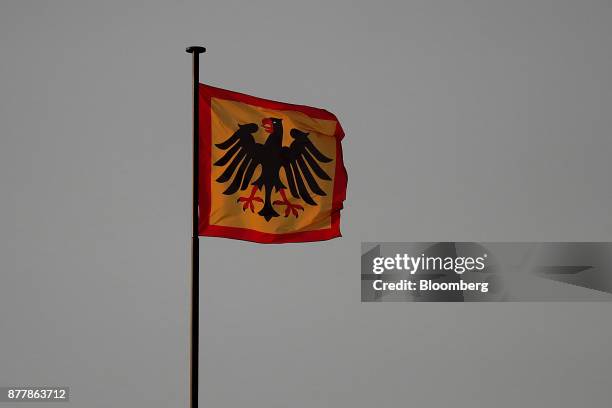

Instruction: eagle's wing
[280,129,333,205]
[214,123,262,195]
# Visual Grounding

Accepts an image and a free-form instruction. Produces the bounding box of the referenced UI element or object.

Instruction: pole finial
[186,46,206,54]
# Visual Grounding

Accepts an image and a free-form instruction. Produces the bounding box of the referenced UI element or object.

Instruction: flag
[198,84,347,243]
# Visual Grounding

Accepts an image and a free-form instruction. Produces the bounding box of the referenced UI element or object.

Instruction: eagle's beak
[262,118,273,133]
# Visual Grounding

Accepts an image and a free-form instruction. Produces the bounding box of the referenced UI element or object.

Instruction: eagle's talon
[237,186,263,213]
[273,194,304,218]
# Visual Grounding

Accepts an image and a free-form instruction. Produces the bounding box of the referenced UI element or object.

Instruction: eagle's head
[262,117,282,134]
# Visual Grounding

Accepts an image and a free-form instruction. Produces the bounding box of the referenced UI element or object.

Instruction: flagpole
[186,45,205,408]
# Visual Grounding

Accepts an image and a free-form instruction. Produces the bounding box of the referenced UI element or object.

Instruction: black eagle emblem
[214,117,333,221]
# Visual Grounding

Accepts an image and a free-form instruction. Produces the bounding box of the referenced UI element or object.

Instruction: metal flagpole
[186,45,205,408]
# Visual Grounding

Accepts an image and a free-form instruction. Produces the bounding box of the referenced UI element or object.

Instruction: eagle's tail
[258,184,280,221]
[258,202,279,221]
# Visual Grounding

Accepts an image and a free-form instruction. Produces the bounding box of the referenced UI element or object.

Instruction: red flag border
[198,84,347,244]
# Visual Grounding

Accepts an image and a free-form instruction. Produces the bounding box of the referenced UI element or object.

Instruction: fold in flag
[198,84,347,243]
